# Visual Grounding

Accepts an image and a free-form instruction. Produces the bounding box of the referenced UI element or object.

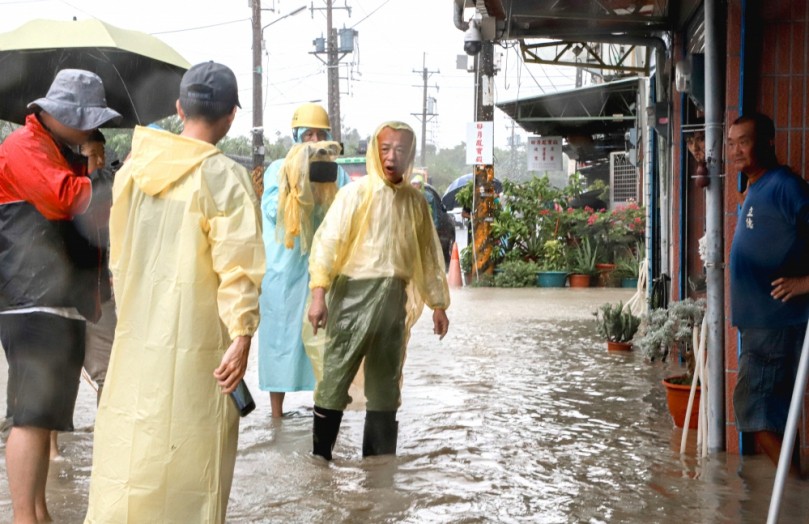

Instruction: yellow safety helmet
[291,103,330,130]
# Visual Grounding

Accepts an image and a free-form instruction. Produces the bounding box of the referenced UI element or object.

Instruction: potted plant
[494,260,540,288]
[568,236,599,287]
[634,298,707,428]
[593,301,641,351]
[615,241,644,288]
[536,239,568,287]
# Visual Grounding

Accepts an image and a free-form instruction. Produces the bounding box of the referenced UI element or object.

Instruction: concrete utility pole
[310,1,353,143]
[251,0,264,171]
[472,40,497,279]
[251,2,306,171]
[326,0,341,142]
[411,53,439,167]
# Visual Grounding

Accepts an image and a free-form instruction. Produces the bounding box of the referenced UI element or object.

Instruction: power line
[151,17,249,35]
[350,0,392,28]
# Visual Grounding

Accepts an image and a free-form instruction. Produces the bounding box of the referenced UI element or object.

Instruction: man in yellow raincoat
[307,121,450,460]
[85,62,265,523]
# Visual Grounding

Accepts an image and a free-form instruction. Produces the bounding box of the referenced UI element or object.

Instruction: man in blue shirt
[729,112,809,470]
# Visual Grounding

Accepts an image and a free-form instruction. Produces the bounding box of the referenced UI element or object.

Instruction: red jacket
[0,114,101,319]
[0,114,91,217]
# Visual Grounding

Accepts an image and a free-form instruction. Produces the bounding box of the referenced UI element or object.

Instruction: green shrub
[494,260,540,288]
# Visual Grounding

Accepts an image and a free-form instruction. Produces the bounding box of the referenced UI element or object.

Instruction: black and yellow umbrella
[0,18,190,128]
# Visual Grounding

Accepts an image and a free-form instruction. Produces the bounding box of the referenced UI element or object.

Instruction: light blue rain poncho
[258,138,350,393]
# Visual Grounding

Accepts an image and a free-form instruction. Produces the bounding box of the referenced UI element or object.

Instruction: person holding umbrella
[85,61,264,523]
[0,69,121,524]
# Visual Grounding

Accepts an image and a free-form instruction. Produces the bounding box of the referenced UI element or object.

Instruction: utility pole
[326,0,341,142]
[251,2,306,172]
[311,1,353,144]
[251,0,264,171]
[411,52,439,167]
[472,39,497,279]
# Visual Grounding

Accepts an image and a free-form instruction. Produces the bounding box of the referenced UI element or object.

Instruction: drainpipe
[453,0,466,31]
[704,0,726,452]
[678,91,687,300]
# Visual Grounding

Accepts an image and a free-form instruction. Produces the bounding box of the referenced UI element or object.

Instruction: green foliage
[569,236,600,276]
[491,175,567,263]
[459,245,473,274]
[217,135,252,157]
[539,239,567,271]
[454,181,474,210]
[494,260,539,288]
[615,241,644,279]
[588,179,609,203]
[634,298,706,380]
[594,301,641,343]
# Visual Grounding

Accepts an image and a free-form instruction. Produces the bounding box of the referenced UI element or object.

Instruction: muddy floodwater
[2,287,808,523]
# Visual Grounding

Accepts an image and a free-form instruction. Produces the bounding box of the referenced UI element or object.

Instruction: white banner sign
[527,136,563,172]
[466,122,494,165]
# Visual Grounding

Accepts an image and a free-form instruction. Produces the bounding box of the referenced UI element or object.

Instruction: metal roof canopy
[497,77,640,137]
[479,0,701,39]
[463,0,700,158]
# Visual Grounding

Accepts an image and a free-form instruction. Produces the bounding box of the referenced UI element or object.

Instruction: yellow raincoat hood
[309,121,449,312]
[122,126,220,196]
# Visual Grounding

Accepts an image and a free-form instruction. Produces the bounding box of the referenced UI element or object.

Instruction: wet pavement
[2,286,808,523]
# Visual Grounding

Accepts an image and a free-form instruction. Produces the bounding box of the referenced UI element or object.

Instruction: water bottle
[230,379,256,417]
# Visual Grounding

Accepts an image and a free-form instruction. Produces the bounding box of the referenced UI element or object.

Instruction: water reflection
[1,288,808,522]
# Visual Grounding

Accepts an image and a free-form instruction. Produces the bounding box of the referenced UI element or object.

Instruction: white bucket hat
[28,69,122,130]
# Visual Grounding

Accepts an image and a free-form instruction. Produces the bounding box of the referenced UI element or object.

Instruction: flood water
[2,287,808,523]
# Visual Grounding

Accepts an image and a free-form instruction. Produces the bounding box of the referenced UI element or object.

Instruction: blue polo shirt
[730,166,809,328]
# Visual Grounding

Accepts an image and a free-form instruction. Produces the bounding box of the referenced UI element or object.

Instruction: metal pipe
[453,0,466,31]
[703,0,726,453]
[736,0,748,456]
[767,321,809,523]
[678,91,687,299]
[648,75,657,289]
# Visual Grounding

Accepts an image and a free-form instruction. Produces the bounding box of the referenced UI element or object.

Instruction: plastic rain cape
[258,142,349,394]
[85,126,265,523]
[275,140,341,254]
[305,122,450,400]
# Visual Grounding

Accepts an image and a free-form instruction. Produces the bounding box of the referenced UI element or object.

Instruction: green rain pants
[314,275,407,411]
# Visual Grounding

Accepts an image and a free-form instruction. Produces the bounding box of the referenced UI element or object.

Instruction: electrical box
[339,28,356,53]
[313,36,325,54]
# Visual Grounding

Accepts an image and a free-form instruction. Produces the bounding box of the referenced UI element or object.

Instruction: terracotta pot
[568,273,592,287]
[606,341,632,352]
[662,375,701,429]
[595,263,616,287]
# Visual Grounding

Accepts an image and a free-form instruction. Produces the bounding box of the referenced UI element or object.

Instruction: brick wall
[724,0,809,462]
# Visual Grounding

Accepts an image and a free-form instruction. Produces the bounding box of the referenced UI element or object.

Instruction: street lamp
[252,4,306,171]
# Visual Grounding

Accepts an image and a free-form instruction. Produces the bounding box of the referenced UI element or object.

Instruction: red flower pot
[606,341,632,352]
[662,376,701,429]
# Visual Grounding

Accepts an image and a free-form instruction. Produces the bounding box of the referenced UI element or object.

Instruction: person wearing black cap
[85,62,265,523]
[0,68,121,524]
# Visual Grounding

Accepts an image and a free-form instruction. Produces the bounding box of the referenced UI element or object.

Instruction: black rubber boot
[312,405,343,461]
[362,410,398,457]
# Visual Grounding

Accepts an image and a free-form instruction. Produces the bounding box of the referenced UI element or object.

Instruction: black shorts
[1,312,85,431]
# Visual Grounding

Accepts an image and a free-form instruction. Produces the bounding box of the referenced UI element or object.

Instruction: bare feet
[755,431,799,475]
[270,392,285,418]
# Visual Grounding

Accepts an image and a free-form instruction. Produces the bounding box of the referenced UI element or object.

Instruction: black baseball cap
[179,61,241,109]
